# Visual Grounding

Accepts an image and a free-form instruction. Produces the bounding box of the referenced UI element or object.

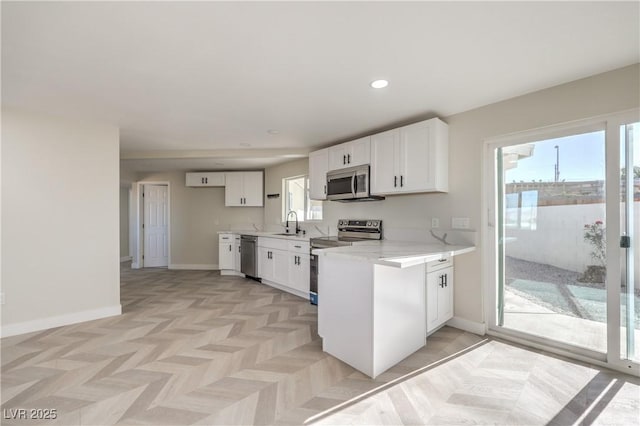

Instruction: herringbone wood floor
[1,265,638,425]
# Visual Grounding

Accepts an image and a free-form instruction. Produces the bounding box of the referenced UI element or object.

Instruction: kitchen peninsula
[315,241,475,378]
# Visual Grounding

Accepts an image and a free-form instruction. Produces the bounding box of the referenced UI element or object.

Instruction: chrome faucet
[285,211,301,234]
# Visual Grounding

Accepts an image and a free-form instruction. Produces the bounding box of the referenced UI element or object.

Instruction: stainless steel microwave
[326,165,384,202]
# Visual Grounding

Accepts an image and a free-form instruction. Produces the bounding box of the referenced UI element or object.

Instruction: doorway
[485,110,639,373]
[133,182,170,268]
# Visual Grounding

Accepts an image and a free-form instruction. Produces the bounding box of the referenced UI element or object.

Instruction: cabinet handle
[205,177,208,184]
[201,177,205,184]
[294,245,301,248]
[238,246,241,252]
[229,245,232,252]
[347,154,351,164]
[343,154,346,165]
[400,175,403,187]
[324,184,326,195]
[394,176,397,187]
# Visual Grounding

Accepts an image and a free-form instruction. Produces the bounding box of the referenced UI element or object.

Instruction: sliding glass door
[621,122,639,363]
[496,130,607,353]
[487,111,640,371]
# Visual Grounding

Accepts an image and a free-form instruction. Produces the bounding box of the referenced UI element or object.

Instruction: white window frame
[282,175,323,223]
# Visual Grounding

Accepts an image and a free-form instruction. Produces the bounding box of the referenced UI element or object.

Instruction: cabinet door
[309,149,329,200]
[186,173,207,187]
[438,267,454,323]
[219,243,234,270]
[202,172,225,187]
[234,242,241,273]
[348,136,371,167]
[370,129,399,195]
[258,247,272,281]
[399,121,432,192]
[242,172,264,206]
[288,254,310,294]
[186,172,225,187]
[328,144,349,171]
[271,249,289,286]
[224,172,244,206]
[426,271,440,332]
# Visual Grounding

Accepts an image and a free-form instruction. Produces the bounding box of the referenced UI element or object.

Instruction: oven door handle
[351,171,356,197]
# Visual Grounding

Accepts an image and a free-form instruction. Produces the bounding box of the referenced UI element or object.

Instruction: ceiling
[3,2,639,172]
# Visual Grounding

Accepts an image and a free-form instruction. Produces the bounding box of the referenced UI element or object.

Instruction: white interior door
[143,184,168,267]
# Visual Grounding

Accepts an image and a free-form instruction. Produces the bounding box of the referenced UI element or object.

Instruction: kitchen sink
[273,233,300,237]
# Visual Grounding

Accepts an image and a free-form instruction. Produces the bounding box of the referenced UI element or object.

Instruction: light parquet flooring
[1,265,639,425]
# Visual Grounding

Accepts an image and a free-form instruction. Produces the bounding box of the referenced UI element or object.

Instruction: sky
[505,124,640,183]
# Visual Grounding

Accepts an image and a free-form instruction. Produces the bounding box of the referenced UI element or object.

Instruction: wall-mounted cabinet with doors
[307,117,448,199]
[328,136,371,171]
[224,171,264,206]
[185,172,225,187]
[309,148,329,200]
[371,118,448,195]
[185,170,264,207]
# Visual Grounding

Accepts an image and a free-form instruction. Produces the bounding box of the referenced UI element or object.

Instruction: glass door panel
[621,122,639,362]
[497,130,607,353]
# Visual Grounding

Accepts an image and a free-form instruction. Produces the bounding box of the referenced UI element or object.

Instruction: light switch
[431,218,440,229]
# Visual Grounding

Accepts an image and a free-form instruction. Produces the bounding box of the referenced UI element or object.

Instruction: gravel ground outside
[505,256,640,326]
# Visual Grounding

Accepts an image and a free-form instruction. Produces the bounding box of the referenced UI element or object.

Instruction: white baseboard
[120,256,132,262]
[169,264,218,270]
[446,316,486,335]
[221,270,245,277]
[1,304,122,338]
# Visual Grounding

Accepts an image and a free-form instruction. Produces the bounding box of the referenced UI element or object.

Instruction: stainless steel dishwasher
[240,235,258,278]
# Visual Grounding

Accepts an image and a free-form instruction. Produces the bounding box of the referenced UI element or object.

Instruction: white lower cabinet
[288,241,310,295]
[219,233,235,271]
[258,247,287,284]
[425,259,454,335]
[258,237,309,299]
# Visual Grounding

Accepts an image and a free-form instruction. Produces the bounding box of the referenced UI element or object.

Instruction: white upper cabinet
[225,171,263,206]
[186,172,225,187]
[371,118,448,195]
[309,148,329,200]
[328,136,371,171]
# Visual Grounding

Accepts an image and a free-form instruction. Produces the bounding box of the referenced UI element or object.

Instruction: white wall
[264,159,308,231]
[1,109,121,336]
[136,171,264,268]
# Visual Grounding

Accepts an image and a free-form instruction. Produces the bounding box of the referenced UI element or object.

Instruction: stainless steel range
[309,219,382,305]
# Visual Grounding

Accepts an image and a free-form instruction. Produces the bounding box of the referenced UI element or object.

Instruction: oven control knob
[366,221,372,226]
[372,221,378,227]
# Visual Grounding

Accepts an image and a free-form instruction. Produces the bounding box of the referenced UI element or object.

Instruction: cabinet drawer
[258,237,289,251]
[288,241,310,254]
[219,233,235,243]
[426,256,453,273]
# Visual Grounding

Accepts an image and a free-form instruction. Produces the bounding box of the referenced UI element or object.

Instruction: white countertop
[217,230,311,242]
[313,241,475,268]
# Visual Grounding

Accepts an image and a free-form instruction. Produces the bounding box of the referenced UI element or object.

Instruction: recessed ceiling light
[239,142,251,147]
[370,79,389,89]
[267,129,280,135]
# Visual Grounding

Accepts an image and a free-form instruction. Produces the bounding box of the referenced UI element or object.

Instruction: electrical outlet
[431,218,440,229]
[452,217,470,229]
